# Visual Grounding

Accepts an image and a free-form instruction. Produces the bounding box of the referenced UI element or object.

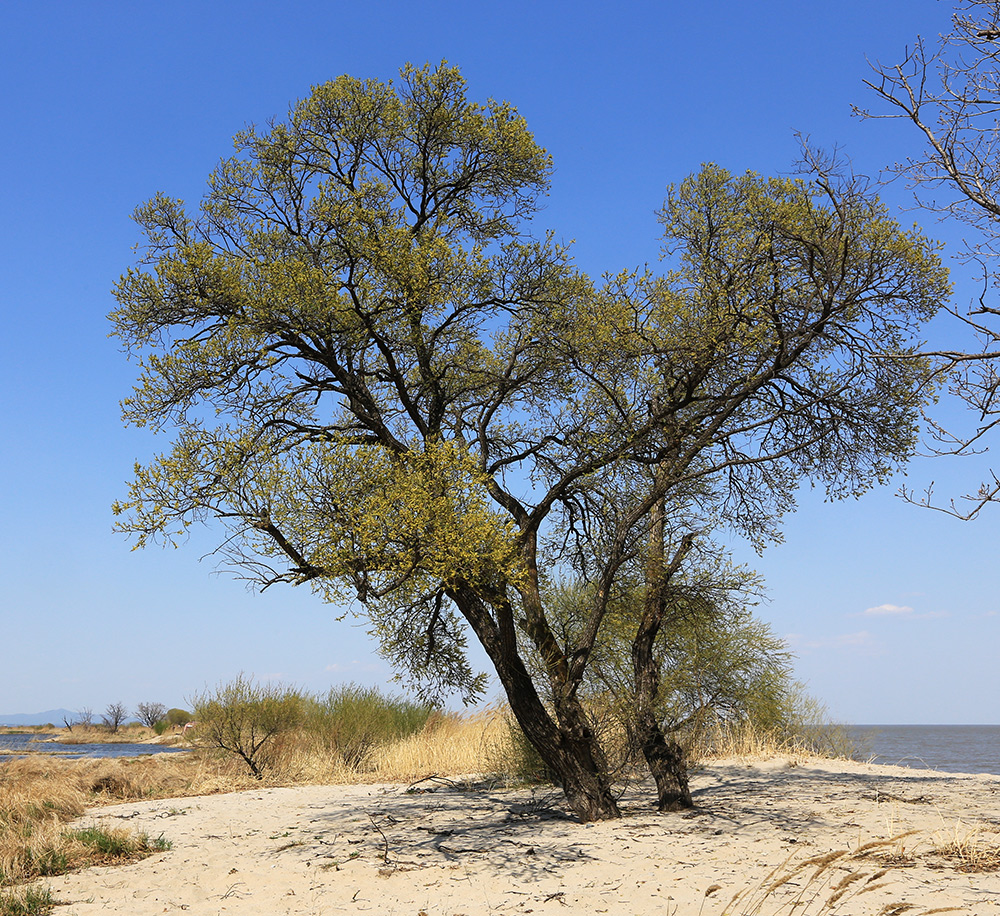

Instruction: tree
[861,0,1000,516]
[112,63,948,820]
[534,562,792,753]
[135,701,167,729]
[102,702,129,733]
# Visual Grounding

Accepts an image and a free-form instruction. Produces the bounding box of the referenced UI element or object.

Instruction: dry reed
[717,833,963,916]
[932,825,1000,872]
[687,718,861,766]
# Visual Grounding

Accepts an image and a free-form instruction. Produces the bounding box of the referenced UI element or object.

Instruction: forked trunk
[452,586,621,822]
[498,654,621,821]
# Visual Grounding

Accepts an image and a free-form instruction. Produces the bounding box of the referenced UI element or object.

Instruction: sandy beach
[42,756,1000,915]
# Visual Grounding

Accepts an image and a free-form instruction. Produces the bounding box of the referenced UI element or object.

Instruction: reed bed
[687,717,863,766]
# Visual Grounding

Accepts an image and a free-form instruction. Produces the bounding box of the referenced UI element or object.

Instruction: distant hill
[0,709,75,727]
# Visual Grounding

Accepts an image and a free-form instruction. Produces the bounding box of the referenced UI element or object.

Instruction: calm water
[849,725,1000,777]
[0,733,188,759]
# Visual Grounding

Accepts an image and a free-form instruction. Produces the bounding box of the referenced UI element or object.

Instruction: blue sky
[2,0,997,724]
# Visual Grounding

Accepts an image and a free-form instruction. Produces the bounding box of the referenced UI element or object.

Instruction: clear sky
[2,0,996,725]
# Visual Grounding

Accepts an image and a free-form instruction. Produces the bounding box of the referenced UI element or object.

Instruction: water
[0,732,188,759]
[849,725,1000,777]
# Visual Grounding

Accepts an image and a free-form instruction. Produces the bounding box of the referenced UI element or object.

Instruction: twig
[368,813,391,866]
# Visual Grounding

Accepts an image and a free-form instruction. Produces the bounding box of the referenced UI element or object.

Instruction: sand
[43,757,1000,914]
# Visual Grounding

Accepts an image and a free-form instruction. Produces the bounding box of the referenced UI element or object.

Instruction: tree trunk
[632,625,693,811]
[451,585,621,822]
[490,633,621,821]
[632,490,694,811]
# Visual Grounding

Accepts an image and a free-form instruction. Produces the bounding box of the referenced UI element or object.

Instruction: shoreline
[38,755,1000,915]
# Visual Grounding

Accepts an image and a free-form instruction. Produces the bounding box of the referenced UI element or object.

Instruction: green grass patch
[0,885,55,916]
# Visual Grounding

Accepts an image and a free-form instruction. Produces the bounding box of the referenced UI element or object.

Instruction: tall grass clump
[0,884,55,916]
[305,685,434,769]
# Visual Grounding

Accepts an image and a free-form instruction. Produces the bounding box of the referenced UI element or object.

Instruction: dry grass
[716,833,963,916]
[0,757,186,887]
[0,884,54,916]
[931,824,1000,872]
[369,709,511,781]
[246,708,512,785]
[688,718,861,766]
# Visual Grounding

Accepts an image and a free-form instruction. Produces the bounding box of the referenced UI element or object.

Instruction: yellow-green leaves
[288,438,523,600]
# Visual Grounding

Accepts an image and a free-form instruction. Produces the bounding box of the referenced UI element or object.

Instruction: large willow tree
[112,63,948,821]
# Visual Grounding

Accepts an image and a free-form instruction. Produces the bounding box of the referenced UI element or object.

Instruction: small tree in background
[101,702,129,733]
[134,701,167,729]
[165,708,192,728]
[532,560,792,765]
[192,675,303,778]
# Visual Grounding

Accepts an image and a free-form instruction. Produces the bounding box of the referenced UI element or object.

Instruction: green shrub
[152,720,168,736]
[307,685,433,768]
[496,713,558,785]
[192,675,303,778]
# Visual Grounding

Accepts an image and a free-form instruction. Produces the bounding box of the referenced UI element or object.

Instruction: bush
[494,710,558,785]
[165,708,192,728]
[306,685,433,768]
[192,675,303,778]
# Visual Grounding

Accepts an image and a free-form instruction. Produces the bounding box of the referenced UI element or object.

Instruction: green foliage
[164,709,192,728]
[192,675,304,779]
[191,677,433,774]
[491,713,559,785]
[63,826,171,859]
[152,720,168,736]
[306,685,433,768]
[538,566,795,754]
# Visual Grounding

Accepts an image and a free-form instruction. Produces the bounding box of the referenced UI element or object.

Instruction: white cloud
[859,604,949,620]
[324,660,366,672]
[863,604,913,616]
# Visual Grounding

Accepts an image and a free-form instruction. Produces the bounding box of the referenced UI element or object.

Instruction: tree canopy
[113,62,949,820]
